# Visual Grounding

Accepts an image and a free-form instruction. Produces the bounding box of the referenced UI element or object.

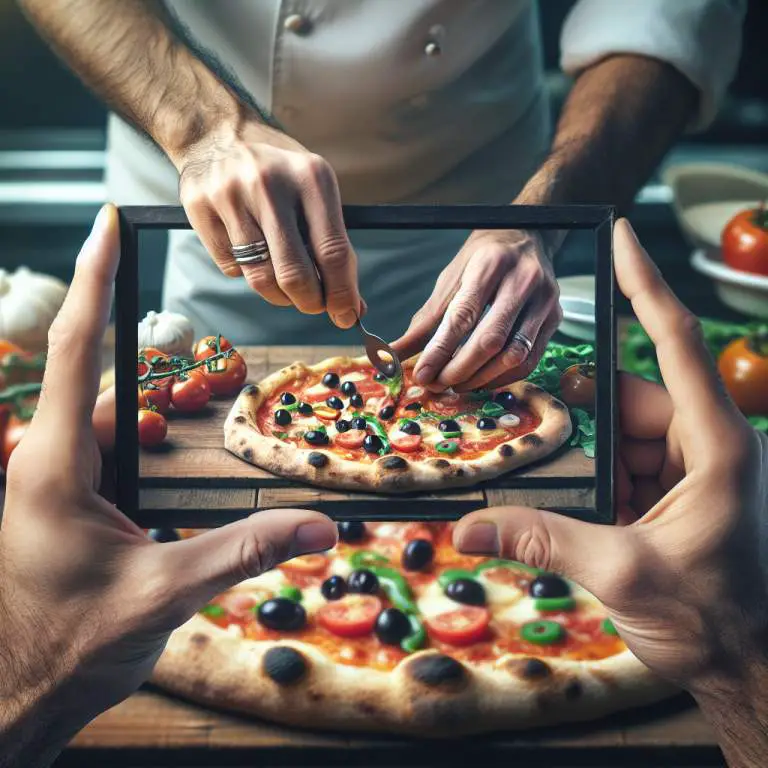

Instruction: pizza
[223,355,573,492]
[153,522,675,736]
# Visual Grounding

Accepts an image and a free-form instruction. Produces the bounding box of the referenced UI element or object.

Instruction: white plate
[690,250,768,319]
[557,275,595,341]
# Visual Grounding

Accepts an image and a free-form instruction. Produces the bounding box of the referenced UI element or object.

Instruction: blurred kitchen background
[1,0,766,321]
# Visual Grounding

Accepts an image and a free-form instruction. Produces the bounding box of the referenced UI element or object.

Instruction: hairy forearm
[516,54,698,213]
[17,0,246,165]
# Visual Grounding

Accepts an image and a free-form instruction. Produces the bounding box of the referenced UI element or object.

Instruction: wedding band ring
[230,240,270,264]
[511,331,534,354]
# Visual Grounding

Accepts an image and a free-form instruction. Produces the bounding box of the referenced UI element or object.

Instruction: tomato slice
[301,387,335,404]
[317,595,382,637]
[390,433,422,453]
[353,378,387,397]
[479,565,526,587]
[334,429,366,449]
[426,607,491,646]
[279,553,329,575]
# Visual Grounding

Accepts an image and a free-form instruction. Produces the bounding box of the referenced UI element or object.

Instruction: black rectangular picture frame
[115,204,616,526]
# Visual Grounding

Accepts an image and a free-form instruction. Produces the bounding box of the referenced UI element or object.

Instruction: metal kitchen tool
[356,314,402,381]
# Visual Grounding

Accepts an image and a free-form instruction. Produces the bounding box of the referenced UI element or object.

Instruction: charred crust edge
[242,447,254,461]
[520,433,544,448]
[380,456,408,471]
[307,452,329,468]
[521,658,551,679]
[263,646,308,685]
[499,444,514,457]
[407,654,466,689]
[242,384,259,396]
[233,415,247,424]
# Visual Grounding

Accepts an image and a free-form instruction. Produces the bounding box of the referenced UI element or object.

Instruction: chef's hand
[0,205,338,768]
[454,220,768,764]
[174,118,364,329]
[392,229,560,391]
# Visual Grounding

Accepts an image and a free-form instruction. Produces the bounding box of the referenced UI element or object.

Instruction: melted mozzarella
[499,598,540,624]
[304,382,331,398]
[417,581,461,619]
[329,557,353,579]
[341,372,368,382]
[301,586,326,616]
[476,573,523,606]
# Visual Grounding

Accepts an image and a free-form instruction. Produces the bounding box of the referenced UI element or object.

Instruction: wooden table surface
[138,345,596,526]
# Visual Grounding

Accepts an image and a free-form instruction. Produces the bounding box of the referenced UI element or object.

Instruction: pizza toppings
[374,607,412,645]
[426,607,491,646]
[348,569,380,594]
[257,598,307,631]
[280,392,296,406]
[477,417,496,430]
[494,391,517,409]
[322,371,340,388]
[363,434,385,454]
[304,429,329,446]
[529,573,571,599]
[436,440,459,454]
[445,578,486,607]
[337,521,366,543]
[317,595,382,637]
[520,619,565,645]
[402,539,434,571]
[274,408,292,426]
[335,430,366,449]
[390,432,422,452]
[321,575,347,601]
[399,419,420,435]
[438,419,461,437]
[297,401,314,416]
[326,395,344,410]
[499,413,521,429]
[349,393,364,408]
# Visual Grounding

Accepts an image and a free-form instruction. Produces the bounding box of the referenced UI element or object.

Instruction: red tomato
[390,433,422,453]
[170,374,211,412]
[316,595,383,638]
[138,409,167,447]
[721,205,768,277]
[201,350,248,396]
[138,383,171,414]
[426,607,491,646]
[352,378,386,397]
[302,387,336,404]
[717,333,768,415]
[194,335,233,362]
[334,429,366,449]
[279,553,329,575]
[1,414,31,471]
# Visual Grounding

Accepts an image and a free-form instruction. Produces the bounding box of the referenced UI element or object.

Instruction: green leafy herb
[570,407,596,458]
[527,342,595,396]
[480,401,505,418]
[271,431,289,439]
[351,412,390,454]
[384,371,403,398]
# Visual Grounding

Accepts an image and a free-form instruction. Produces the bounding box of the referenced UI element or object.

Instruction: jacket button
[424,41,441,56]
[284,14,311,35]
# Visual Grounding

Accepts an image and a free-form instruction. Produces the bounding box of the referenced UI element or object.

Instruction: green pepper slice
[437,568,477,589]
[349,550,389,569]
[440,430,462,439]
[474,558,540,577]
[279,585,302,602]
[401,615,427,653]
[520,620,565,645]
[200,604,225,617]
[370,566,416,614]
[436,440,459,454]
[601,618,619,636]
[351,412,391,454]
[534,597,575,612]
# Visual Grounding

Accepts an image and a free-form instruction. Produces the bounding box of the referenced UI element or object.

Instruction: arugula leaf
[570,407,596,459]
[384,372,403,398]
[352,412,390,454]
[527,342,595,397]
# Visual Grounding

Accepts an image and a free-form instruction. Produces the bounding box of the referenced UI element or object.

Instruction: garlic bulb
[0,266,68,353]
[138,310,194,357]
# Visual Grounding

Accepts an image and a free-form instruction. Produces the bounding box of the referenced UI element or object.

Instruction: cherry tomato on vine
[138,383,171,414]
[194,335,233,362]
[138,408,167,447]
[170,374,211,412]
[201,350,248,396]
[559,363,596,410]
[717,329,768,415]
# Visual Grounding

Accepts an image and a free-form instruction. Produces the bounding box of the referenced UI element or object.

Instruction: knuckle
[679,310,704,342]
[315,235,352,271]
[447,299,480,338]
[235,534,278,581]
[208,177,239,209]
[244,267,279,295]
[478,326,509,356]
[276,263,314,294]
[506,522,555,572]
[302,153,333,182]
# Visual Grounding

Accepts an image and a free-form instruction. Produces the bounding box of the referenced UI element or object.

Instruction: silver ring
[234,252,271,265]
[511,331,533,354]
[230,240,271,265]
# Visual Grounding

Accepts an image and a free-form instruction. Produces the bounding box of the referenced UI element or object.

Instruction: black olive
[298,402,314,416]
[148,528,179,543]
[363,434,384,454]
[529,574,571,599]
[399,420,421,435]
[280,392,296,406]
[375,608,412,645]
[438,419,461,434]
[404,402,422,411]
[257,598,307,631]
[373,372,387,382]
[274,408,292,426]
[348,569,379,594]
[350,393,364,408]
[322,372,340,388]
[340,381,357,396]
[379,404,395,421]
[304,430,329,446]
[494,391,517,410]
[402,539,434,571]
[335,419,351,433]
[352,417,368,430]
[338,521,366,542]
[326,396,344,410]
[477,417,496,430]
[321,575,347,601]
[446,578,486,606]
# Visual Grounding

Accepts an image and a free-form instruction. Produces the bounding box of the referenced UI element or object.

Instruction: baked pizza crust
[223,355,573,493]
[153,614,676,737]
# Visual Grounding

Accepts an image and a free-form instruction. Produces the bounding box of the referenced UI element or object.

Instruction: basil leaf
[480,401,505,417]
[569,407,596,459]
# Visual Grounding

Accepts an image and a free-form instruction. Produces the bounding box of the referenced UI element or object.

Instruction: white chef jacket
[105,0,745,345]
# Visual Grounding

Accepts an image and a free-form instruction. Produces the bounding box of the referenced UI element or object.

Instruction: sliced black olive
[352,416,368,430]
[148,528,179,543]
[326,396,344,410]
[340,381,357,396]
[298,402,314,416]
[280,392,296,406]
[379,404,395,421]
[304,430,329,446]
[335,419,351,433]
[348,569,379,594]
[399,420,421,435]
[438,419,461,434]
[529,574,571,599]
[338,521,366,543]
[477,417,496,430]
[257,598,307,631]
[446,578,486,606]
[375,608,411,645]
[274,408,292,426]
[373,372,387,382]
[322,372,340,389]
[321,575,347,601]
[363,434,384,454]
[402,539,434,571]
[494,391,517,410]
[350,393,364,408]
[404,402,422,411]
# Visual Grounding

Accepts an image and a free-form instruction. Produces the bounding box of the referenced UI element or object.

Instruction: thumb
[148,509,337,615]
[453,506,626,599]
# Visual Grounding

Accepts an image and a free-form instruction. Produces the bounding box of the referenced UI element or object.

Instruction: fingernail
[293,522,337,554]
[334,310,358,329]
[415,365,434,385]
[457,522,498,555]
[78,205,111,262]
[619,218,639,244]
